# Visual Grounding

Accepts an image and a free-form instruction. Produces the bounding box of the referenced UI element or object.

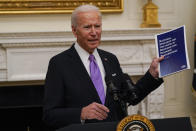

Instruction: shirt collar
[74,42,99,61]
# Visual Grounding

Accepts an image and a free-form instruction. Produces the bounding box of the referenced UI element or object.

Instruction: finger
[158,56,164,62]
[94,108,108,118]
[87,108,106,120]
[81,103,109,120]
[94,103,110,113]
[92,103,108,118]
[92,110,107,120]
[155,68,159,73]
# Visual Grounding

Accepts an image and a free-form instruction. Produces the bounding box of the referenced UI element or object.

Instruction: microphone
[123,73,138,102]
[105,76,120,101]
[105,75,128,116]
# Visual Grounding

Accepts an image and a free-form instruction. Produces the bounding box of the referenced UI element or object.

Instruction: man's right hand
[81,102,110,121]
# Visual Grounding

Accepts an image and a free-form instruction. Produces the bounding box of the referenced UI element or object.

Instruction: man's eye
[84,26,90,29]
[95,25,101,28]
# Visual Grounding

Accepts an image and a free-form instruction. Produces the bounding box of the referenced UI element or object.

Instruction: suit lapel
[68,45,101,103]
[98,49,113,105]
[98,49,111,78]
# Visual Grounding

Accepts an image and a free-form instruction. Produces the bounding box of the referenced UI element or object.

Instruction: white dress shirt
[74,42,107,95]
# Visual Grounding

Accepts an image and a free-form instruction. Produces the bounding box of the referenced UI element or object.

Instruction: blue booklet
[155,25,190,77]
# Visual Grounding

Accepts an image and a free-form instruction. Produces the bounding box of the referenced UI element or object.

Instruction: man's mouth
[88,39,98,42]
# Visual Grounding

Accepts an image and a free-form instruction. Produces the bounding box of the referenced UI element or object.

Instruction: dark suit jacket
[43,44,163,129]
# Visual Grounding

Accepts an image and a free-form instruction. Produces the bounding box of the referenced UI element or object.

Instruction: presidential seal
[116,114,155,131]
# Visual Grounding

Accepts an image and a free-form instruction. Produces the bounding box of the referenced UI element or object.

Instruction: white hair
[71,4,102,27]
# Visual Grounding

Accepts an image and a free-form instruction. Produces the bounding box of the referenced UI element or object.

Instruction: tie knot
[89,54,95,62]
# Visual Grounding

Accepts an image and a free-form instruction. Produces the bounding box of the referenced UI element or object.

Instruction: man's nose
[90,27,96,35]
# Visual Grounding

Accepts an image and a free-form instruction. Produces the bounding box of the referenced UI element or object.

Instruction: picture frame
[0,0,123,14]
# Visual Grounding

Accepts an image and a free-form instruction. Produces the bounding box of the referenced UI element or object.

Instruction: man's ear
[72,25,77,38]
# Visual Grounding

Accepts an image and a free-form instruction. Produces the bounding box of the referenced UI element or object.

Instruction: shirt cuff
[81,119,85,125]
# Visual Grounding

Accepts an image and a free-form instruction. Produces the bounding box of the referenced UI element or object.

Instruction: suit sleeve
[43,57,81,129]
[130,71,163,105]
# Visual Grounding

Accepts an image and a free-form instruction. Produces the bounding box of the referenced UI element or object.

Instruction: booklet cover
[155,25,190,78]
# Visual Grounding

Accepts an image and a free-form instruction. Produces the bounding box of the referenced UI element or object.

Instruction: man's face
[72,11,102,54]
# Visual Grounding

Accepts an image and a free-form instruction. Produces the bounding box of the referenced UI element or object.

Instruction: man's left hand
[149,56,164,78]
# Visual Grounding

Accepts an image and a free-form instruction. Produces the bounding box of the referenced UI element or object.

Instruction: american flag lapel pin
[104,58,108,61]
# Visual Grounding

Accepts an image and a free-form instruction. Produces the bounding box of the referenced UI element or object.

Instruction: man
[43,4,164,129]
